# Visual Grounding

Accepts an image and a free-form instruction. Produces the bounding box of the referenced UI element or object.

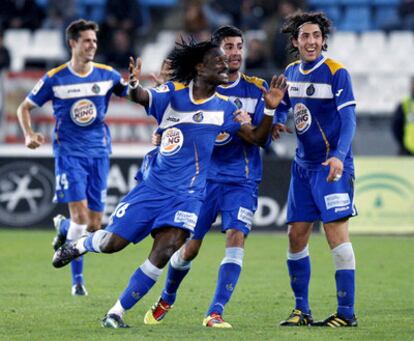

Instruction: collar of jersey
[299,55,326,75]
[218,72,241,89]
[67,62,94,78]
[189,81,216,104]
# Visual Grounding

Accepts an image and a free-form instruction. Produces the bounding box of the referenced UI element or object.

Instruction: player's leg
[104,227,189,328]
[203,228,244,329]
[67,200,89,296]
[281,162,317,326]
[144,239,203,325]
[311,168,357,327]
[144,183,219,325]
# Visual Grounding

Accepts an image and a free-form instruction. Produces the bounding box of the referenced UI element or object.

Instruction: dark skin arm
[128,57,150,107]
[237,74,288,146]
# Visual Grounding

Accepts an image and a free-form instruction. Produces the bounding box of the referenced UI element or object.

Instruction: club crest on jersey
[294,103,312,134]
[306,84,315,96]
[70,99,97,126]
[160,127,184,156]
[192,111,204,122]
[91,84,100,94]
[215,132,232,145]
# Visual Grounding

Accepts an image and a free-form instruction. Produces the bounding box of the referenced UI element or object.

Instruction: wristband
[264,108,275,116]
[129,80,139,89]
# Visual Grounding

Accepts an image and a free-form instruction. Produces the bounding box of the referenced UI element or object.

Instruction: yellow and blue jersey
[276,55,356,171]
[27,62,128,157]
[209,73,270,183]
[143,81,240,198]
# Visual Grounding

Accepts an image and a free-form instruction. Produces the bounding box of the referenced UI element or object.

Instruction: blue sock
[335,269,355,319]
[71,256,84,285]
[59,218,70,237]
[287,256,311,314]
[161,264,190,305]
[119,261,161,310]
[207,262,241,316]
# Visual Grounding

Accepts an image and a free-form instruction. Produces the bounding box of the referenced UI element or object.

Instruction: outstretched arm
[16,99,45,149]
[128,57,150,107]
[237,75,288,146]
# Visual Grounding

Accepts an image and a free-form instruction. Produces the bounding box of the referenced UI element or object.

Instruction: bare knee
[182,240,202,261]
[99,232,129,253]
[226,229,245,248]
[287,223,312,252]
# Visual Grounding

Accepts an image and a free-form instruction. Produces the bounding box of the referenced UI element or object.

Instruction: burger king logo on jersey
[70,99,97,126]
[160,128,184,156]
[293,103,312,135]
[215,132,232,146]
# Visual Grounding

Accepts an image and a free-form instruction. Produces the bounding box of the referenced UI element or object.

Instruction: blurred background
[0,0,413,233]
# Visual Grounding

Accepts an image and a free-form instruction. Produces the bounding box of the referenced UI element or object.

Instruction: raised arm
[16,99,45,149]
[128,56,150,107]
[237,74,288,146]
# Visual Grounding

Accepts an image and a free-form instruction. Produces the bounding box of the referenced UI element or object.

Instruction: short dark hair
[282,12,331,56]
[169,38,219,84]
[65,19,99,47]
[211,25,243,45]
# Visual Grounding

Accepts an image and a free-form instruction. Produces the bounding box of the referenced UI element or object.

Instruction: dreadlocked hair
[282,12,331,56]
[168,37,219,85]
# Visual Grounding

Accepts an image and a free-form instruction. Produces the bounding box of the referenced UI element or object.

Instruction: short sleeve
[145,82,175,123]
[111,69,128,97]
[221,101,241,136]
[27,74,53,107]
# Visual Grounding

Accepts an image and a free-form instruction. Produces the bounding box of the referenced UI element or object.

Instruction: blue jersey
[208,73,270,183]
[276,55,356,171]
[143,81,241,199]
[27,62,128,157]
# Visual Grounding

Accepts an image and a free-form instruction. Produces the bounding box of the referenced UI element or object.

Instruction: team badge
[70,99,97,126]
[154,84,170,93]
[160,127,184,156]
[92,84,100,94]
[233,98,242,109]
[215,132,232,145]
[306,84,315,96]
[293,103,312,134]
[192,111,204,122]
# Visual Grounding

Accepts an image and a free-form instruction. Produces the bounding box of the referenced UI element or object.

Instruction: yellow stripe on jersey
[285,60,301,71]
[241,73,265,88]
[93,62,113,71]
[172,82,188,91]
[47,63,68,78]
[215,93,229,101]
[325,58,345,75]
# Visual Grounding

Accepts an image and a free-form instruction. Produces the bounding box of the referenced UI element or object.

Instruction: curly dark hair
[282,12,331,56]
[168,38,219,84]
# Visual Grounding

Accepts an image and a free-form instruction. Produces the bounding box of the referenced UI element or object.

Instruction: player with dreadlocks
[273,12,358,327]
[52,39,287,328]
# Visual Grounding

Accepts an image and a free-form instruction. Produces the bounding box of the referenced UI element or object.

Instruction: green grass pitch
[0,229,413,341]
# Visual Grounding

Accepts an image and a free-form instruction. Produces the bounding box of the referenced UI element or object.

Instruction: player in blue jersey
[52,38,287,328]
[272,12,358,327]
[144,25,278,328]
[16,19,128,296]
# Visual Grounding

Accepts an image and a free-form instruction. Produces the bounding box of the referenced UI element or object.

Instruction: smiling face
[199,47,229,86]
[70,29,97,63]
[293,23,326,63]
[220,36,243,74]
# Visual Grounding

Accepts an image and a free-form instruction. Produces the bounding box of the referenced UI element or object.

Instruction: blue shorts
[287,161,357,224]
[106,183,203,244]
[192,181,258,240]
[54,155,109,212]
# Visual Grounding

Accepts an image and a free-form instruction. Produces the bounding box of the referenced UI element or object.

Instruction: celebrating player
[144,25,281,328]
[16,19,128,296]
[52,38,287,328]
[273,12,358,327]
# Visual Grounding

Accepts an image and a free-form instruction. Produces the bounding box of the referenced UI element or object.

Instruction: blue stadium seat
[339,0,371,4]
[139,0,176,6]
[318,5,342,24]
[372,0,399,5]
[373,6,399,29]
[308,0,337,6]
[338,6,372,31]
